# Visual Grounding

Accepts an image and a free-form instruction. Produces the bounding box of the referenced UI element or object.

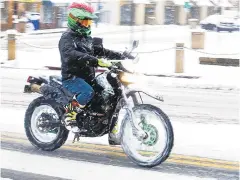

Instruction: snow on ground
[1,42,239,89]
[0,26,239,90]
[0,107,239,162]
[1,149,216,180]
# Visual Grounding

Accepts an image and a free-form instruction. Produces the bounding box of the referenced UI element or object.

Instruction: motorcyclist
[58,2,132,124]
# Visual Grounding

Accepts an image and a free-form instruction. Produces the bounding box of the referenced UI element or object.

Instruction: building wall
[135,3,145,25]
[178,5,188,25]
[200,6,208,21]
[155,1,165,24]
[111,0,218,25]
[109,1,121,25]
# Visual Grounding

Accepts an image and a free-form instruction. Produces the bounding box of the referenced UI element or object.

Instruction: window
[43,5,53,23]
[0,1,8,23]
[207,6,215,16]
[58,6,68,21]
[190,6,200,19]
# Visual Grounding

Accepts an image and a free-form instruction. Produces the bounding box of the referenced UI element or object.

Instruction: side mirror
[132,40,139,49]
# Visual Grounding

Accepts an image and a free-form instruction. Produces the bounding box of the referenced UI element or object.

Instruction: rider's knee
[78,87,95,105]
[88,87,95,99]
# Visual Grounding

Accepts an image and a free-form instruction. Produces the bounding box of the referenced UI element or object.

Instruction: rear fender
[24,76,49,93]
[27,76,49,85]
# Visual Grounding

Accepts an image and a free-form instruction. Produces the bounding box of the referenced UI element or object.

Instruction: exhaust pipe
[30,84,41,93]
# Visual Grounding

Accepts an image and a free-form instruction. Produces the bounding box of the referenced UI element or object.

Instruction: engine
[76,113,108,137]
[74,73,116,137]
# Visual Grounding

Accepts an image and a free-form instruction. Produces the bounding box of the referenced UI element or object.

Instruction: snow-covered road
[0,106,239,162]
[1,129,239,180]
[1,149,220,180]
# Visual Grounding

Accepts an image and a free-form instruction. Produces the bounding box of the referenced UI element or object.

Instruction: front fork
[121,87,147,141]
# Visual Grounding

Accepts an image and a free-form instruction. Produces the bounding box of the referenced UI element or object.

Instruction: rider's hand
[98,59,112,68]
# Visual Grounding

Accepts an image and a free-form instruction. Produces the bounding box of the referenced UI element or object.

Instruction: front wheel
[24,97,69,151]
[121,104,174,167]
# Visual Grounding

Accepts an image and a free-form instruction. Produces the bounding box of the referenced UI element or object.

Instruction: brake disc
[142,124,159,146]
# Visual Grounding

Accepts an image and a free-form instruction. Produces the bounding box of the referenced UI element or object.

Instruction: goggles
[69,13,92,27]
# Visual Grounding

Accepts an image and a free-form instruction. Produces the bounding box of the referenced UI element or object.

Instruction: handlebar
[99,39,140,73]
[108,58,134,63]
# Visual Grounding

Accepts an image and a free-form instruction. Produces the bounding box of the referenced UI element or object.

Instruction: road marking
[1,136,239,171]
[1,132,238,166]
[66,143,239,166]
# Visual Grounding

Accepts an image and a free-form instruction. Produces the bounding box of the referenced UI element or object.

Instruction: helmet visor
[79,19,92,27]
[69,13,92,27]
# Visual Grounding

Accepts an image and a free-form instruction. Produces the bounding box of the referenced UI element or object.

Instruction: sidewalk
[0,24,180,38]
[0,44,239,91]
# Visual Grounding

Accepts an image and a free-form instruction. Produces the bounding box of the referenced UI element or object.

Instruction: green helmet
[67,2,97,36]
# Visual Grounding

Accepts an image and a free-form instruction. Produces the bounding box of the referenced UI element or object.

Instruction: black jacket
[58,29,125,84]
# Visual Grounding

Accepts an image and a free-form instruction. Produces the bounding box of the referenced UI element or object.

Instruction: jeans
[62,77,94,106]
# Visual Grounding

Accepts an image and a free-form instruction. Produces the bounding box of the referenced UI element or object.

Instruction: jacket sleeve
[93,45,126,60]
[92,37,125,60]
[59,35,98,67]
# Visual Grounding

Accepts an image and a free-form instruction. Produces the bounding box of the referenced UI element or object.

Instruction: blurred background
[0,0,239,32]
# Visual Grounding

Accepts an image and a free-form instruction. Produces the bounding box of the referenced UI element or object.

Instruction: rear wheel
[24,97,69,151]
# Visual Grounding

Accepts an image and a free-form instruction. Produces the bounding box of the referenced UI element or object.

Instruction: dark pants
[62,77,94,106]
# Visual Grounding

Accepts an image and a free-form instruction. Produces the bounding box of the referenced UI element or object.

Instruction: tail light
[27,76,33,83]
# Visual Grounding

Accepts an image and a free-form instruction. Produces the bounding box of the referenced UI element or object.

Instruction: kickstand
[72,133,80,143]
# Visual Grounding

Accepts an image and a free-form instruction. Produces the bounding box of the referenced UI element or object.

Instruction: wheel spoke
[30,105,60,143]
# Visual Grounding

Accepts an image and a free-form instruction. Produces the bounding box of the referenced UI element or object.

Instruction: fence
[2,29,240,72]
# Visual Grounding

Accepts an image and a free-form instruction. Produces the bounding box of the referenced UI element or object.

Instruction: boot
[64,96,85,124]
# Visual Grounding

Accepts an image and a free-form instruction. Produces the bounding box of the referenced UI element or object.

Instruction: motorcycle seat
[50,75,62,85]
[39,76,49,84]
[49,75,74,98]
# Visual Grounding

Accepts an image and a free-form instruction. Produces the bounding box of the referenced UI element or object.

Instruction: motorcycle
[23,40,174,167]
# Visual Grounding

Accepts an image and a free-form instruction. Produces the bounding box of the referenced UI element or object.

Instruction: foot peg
[71,128,87,143]
[72,133,80,143]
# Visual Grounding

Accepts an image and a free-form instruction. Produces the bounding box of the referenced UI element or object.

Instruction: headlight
[120,73,138,84]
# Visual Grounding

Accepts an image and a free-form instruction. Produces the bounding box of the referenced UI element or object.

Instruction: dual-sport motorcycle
[23,40,174,167]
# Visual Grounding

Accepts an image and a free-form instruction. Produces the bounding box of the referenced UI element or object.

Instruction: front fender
[125,85,164,102]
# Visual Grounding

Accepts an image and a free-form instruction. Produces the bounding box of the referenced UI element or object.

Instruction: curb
[25,30,66,35]
[44,66,200,79]
[0,26,165,38]
[145,73,200,79]
[169,84,238,91]
[199,57,240,67]
[0,66,49,71]
[148,81,239,91]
